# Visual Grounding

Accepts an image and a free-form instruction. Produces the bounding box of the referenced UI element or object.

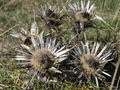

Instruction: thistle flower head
[68,0,102,29]
[11,22,39,46]
[39,3,63,27]
[14,32,69,81]
[74,41,113,87]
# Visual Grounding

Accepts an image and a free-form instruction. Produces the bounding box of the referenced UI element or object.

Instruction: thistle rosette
[14,32,69,82]
[11,22,39,46]
[73,41,113,87]
[39,3,64,28]
[68,0,102,30]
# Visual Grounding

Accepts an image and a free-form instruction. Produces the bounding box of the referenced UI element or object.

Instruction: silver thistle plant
[11,22,40,46]
[39,3,64,28]
[73,41,113,87]
[68,0,103,29]
[14,30,69,82]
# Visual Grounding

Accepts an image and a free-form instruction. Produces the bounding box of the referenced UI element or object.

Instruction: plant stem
[109,57,120,90]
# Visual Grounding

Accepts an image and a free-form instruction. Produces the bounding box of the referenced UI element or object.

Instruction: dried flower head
[68,0,102,29]
[14,32,69,82]
[11,22,39,46]
[73,41,113,87]
[39,3,64,28]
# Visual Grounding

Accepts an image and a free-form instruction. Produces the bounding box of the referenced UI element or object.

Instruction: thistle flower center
[80,54,100,75]
[31,49,55,71]
[75,11,91,23]
[46,9,55,17]
[40,54,53,69]
[24,37,32,46]
[81,12,91,20]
